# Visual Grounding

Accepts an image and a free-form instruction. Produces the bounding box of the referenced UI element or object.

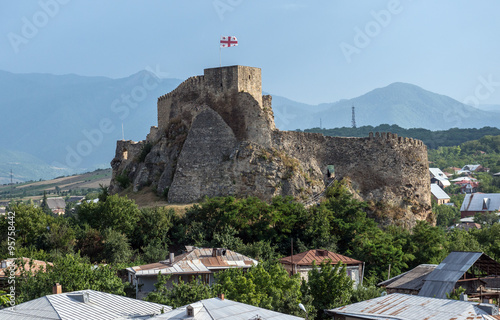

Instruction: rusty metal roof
[419,252,500,299]
[378,264,437,291]
[128,248,258,276]
[326,293,496,320]
[279,249,362,266]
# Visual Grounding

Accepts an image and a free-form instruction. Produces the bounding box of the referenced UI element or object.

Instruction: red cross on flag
[220,36,238,48]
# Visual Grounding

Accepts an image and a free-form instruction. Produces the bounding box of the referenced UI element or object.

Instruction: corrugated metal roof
[378,264,437,291]
[0,289,170,319]
[153,297,304,320]
[460,194,500,212]
[431,184,450,200]
[280,249,362,266]
[419,252,500,299]
[463,165,482,172]
[429,168,447,179]
[46,197,66,210]
[326,293,495,320]
[129,248,258,276]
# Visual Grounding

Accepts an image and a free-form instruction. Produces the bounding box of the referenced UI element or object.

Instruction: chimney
[169,252,175,264]
[218,293,224,300]
[82,291,89,303]
[53,283,62,294]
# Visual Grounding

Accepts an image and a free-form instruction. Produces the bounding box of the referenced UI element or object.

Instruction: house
[0,257,53,288]
[279,249,363,286]
[0,206,5,215]
[458,164,489,175]
[152,296,304,319]
[127,247,258,299]
[430,184,450,205]
[0,286,170,319]
[418,252,500,301]
[325,293,499,320]
[46,197,66,215]
[460,193,500,218]
[454,222,482,231]
[455,180,479,194]
[494,172,500,177]
[429,168,450,188]
[378,264,437,295]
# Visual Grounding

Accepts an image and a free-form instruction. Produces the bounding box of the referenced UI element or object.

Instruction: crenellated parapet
[368,131,425,146]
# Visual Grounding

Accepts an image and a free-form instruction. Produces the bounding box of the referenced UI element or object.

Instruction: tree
[101,228,133,264]
[474,211,500,226]
[16,253,126,303]
[406,221,448,268]
[214,263,313,318]
[350,227,412,282]
[145,274,213,308]
[302,260,353,319]
[76,194,140,238]
[131,207,176,251]
[1,202,53,249]
[446,229,482,253]
[75,225,104,263]
[41,191,53,215]
[322,180,373,254]
[435,204,461,227]
[350,272,383,303]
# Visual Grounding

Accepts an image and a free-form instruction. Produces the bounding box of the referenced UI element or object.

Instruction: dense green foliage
[16,254,126,303]
[428,135,500,175]
[4,172,500,318]
[303,125,500,149]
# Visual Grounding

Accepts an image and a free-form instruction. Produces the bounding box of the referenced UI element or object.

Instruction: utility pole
[351,104,356,128]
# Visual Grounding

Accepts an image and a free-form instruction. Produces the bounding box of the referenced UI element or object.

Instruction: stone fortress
[110,66,432,225]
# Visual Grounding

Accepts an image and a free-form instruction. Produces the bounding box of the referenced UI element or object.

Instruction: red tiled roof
[279,249,362,266]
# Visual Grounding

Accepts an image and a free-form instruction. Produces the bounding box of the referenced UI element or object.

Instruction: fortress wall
[275,130,430,208]
[157,75,205,131]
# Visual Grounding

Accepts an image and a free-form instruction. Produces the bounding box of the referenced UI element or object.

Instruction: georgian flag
[220,36,238,48]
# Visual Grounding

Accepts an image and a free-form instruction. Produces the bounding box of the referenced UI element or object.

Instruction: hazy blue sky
[2,1,500,105]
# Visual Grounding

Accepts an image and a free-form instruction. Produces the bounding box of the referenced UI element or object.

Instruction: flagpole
[219,45,221,68]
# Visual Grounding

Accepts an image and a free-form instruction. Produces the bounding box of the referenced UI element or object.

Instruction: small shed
[378,264,437,295]
[419,251,500,301]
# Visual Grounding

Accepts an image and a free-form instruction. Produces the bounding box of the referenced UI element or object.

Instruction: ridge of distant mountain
[476,104,500,113]
[2,70,500,182]
[271,82,500,131]
[0,70,182,182]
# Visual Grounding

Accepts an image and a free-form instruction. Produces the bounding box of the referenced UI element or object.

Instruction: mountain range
[1,70,500,183]
[271,82,500,130]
